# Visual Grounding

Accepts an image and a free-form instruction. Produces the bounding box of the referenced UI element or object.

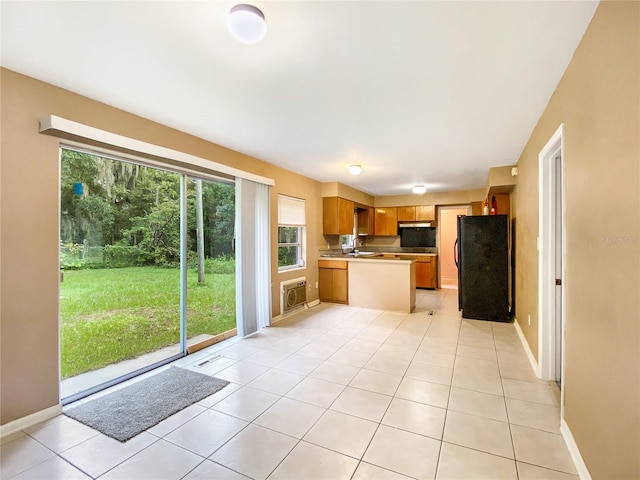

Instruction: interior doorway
[538,124,565,388]
[438,205,472,287]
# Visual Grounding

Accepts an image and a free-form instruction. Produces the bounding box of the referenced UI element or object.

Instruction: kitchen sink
[320,251,380,258]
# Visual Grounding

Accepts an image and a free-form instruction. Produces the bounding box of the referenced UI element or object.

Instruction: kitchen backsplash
[362,236,401,248]
[322,235,438,254]
[319,246,438,255]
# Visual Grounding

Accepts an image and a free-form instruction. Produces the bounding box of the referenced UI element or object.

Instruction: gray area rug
[64,366,229,442]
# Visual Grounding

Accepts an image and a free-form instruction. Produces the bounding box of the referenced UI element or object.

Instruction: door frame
[538,124,566,395]
[436,204,472,287]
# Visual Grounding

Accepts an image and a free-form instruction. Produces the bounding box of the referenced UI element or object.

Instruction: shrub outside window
[278,226,304,269]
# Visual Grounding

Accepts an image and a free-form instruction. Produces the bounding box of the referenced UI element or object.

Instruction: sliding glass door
[60,148,235,402]
[185,177,236,350]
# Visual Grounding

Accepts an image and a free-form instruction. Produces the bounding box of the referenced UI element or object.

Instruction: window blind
[278,195,305,226]
[236,178,272,336]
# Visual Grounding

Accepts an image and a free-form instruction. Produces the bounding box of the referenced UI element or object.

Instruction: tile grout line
[434,298,463,480]
[14,289,568,480]
[491,321,520,478]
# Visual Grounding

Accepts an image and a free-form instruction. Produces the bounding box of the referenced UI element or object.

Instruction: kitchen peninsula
[319,254,418,313]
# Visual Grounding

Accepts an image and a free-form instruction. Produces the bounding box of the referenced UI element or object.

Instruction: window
[340,210,357,251]
[341,234,355,251]
[277,195,305,271]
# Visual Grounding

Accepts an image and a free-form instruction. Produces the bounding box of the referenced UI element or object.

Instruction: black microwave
[399,224,436,248]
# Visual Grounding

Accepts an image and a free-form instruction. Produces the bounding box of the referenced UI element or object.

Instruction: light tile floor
[1,288,578,480]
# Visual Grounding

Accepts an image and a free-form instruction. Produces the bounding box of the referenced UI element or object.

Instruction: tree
[195,179,205,282]
[61,149,236,269]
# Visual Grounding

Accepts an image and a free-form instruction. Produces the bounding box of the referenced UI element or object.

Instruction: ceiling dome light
[348,164,362,175]
[227,4,267,45]
[412,185,427,194]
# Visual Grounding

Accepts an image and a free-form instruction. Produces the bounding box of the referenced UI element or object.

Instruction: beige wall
[0,69,325,424]
[512,2,639,478]
[318,185,486,210]
[374,189,484,207]
[320,182,375,207]
[486,165,516,196]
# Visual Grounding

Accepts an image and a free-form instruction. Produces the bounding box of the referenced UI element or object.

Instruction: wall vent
[283,280,307,312]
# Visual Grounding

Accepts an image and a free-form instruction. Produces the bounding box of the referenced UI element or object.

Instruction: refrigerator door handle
[454,238,459,268]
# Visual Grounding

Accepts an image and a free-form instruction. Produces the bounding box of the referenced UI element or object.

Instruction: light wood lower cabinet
[415,256,438,289]
[318,260,348,304]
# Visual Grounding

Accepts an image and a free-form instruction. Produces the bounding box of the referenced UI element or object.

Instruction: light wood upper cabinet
[374,207,398,236]
[357,207,375,236]
[397,205,435,222]
[397,206,416,222]
[323,197,355,235]
[415,205,435,221]
[470,202,483,216]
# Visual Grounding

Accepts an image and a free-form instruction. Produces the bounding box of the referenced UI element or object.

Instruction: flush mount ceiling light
[227,4,267,45]
[412,185,427,194]
[348,164,362,175]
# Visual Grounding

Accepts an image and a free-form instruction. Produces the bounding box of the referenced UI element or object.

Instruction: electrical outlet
[315,281,318,288]
[308,285,311,291]
[528,314,531,326]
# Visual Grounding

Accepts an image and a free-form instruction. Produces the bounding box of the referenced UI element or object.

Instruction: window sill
[278,266,306,274]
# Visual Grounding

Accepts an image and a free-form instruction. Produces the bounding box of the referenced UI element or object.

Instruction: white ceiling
[1,1,598,196]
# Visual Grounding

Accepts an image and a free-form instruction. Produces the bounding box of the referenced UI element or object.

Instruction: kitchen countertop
[319,253,438,266]
[320,255,412,264]
[319,252,436,259]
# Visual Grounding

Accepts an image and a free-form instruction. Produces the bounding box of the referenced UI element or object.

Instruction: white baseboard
[560,418,591,479]
[513,317,541,377]
[0,404,62,439]
[271,300,320,326]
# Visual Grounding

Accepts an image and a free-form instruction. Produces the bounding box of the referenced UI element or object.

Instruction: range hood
[398,223,432,228]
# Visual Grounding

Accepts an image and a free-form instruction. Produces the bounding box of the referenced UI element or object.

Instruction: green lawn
[60,267,235,378]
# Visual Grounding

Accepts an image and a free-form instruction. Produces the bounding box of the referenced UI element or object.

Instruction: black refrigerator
[456,215,510,322]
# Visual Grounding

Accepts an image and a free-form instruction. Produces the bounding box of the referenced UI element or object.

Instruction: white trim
[271,299,319,325]
[39,115,275,186]
[0,404,62,439]
[514,317,540,377]
[61,141,234,185]
[277,226,306,272]
[538,123,565,382]
[270,314,285,324]
[560,418,592,480]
